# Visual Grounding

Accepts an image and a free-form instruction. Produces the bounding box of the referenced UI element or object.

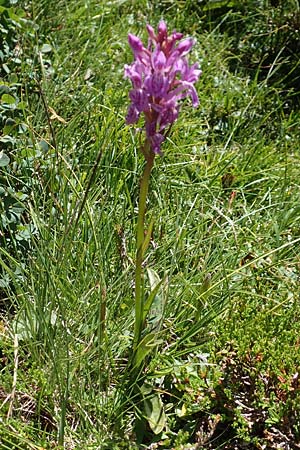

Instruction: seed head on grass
[125,20,201,155]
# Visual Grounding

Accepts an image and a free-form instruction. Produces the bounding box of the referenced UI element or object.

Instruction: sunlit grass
[0,0,299,448]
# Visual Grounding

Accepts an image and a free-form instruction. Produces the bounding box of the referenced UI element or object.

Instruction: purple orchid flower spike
[125,20,201,156]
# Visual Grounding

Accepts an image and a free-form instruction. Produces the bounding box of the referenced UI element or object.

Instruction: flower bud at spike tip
[128,34,143,52]
[176,38,194,56]
[125,21,201,155]
[157,20,167,43]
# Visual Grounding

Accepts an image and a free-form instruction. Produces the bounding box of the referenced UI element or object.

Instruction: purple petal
[145,73,168,97]
[128,33,144,53]
[124,64,143,88]
[146,24,156,42]
[126,104,140,124]
[152,49,167,71]
[167,81,199,107]
[165,31,184,55]
[146,121,156,137]
[182,61,202,83]
[176,38,194,56]
[171,31,183,41]
[128,34,151,66]
[188,84,199,107]
[129,88,149,111]
[157,20,167,43]
[159,105,179,128]
[149,132,165,154]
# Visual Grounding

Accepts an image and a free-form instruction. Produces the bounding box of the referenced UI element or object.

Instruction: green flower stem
[133,142,155,353]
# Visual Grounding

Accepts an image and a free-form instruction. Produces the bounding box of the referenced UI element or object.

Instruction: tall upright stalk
[133,142,154,354]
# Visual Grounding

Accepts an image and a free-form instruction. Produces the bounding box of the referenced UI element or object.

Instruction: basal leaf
[143,391,166,435]
[0,151,10,167]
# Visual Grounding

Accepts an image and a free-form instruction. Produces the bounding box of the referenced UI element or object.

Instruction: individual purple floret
[125,21,201,155]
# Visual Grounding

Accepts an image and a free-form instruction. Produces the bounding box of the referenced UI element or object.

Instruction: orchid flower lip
[125,21,201,155]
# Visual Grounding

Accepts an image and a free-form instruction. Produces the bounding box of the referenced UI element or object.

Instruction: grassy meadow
[1,0,300,448]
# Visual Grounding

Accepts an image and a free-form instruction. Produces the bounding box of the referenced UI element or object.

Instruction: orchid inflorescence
[125,20,201,156]
[126,22,201,362]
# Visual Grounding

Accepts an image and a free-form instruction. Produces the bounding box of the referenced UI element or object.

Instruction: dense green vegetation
[1,0,300,448]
